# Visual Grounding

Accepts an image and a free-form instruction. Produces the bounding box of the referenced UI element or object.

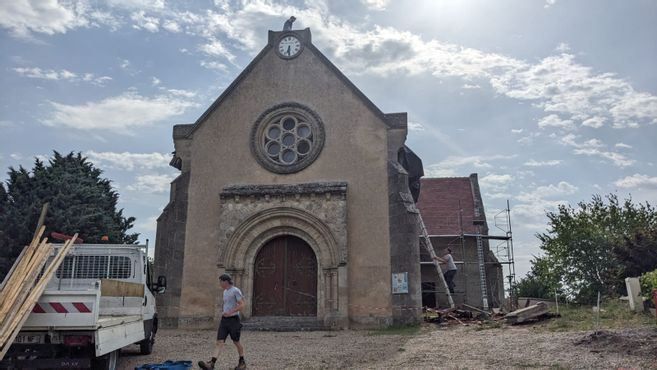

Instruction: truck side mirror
[154,275,167,294]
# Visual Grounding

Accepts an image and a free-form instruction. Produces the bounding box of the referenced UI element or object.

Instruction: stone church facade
[154,28,424,329]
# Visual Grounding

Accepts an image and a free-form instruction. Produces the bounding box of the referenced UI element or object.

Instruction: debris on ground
[423,305,496,326]
[505,302,550,324]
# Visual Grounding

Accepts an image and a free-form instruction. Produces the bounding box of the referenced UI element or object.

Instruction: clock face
[278,35,302,58]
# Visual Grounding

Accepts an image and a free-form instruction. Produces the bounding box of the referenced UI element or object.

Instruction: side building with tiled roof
[416,174,505,309]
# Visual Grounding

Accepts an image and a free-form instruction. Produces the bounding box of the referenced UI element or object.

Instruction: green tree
[516,256,563,299]
[614,228,657,280]
[535,194,656,304]
[0,152,138,280]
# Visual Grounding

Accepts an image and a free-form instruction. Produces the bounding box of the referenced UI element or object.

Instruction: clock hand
[287,45,291,55]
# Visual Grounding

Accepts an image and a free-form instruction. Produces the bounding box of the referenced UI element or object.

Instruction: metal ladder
[417,213,455,309]
[475,235,489,311]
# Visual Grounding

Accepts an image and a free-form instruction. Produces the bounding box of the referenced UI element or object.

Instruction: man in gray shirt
[433,248,458,294]
[199,274,246,370]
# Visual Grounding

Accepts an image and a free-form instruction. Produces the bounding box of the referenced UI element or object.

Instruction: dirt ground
[118,324,657,370]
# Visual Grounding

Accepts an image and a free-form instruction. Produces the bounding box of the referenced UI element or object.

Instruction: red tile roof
[416,176,483,235]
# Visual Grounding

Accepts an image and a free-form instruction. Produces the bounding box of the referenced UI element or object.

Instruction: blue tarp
[135,360,192,370]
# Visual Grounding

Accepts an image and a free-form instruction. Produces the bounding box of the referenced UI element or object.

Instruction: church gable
[185,28,404,140]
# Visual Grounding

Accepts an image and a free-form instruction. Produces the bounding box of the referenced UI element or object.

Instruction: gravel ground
[118,325,657,370]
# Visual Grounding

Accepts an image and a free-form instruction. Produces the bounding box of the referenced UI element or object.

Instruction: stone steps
[241,316,328,331]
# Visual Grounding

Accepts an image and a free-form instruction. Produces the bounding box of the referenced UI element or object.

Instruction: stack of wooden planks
[0,226,77,360]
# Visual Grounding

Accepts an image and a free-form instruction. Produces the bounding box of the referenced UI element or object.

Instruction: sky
[0,0,656,279]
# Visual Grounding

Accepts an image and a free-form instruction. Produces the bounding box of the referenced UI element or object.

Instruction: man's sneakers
[198,359,216,370]
[234,358,247,370]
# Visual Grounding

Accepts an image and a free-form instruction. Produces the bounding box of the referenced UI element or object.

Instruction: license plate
[15,334,44,344]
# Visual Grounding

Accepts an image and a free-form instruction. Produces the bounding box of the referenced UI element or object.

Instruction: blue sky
[1,0,656,278]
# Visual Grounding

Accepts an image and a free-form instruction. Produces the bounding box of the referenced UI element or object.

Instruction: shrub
[639,269,657,298]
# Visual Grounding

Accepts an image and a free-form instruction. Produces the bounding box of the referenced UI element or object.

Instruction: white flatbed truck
[0,243,167,369]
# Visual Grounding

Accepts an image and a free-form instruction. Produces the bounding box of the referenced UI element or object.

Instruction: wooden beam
[0,235,77,360]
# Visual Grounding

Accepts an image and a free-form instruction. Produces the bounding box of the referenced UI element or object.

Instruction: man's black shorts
[217,316,242,342]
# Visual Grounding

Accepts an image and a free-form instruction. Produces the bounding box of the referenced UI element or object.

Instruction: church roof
[183,28,405,138]
[416,174,488,236]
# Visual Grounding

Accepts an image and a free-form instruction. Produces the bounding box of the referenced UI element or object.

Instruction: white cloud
[462,84,481,89]
[166,88,197,98]
[572,148,635,167]
[544,0,557,8]
[511,129,523,134]
[200,60,228,72]
[517,132,540,146]
[151,77,161,86]
[564,134,633,167]
[480,173,514,193]
[425,154,515,177]
[198,38,236,62]
[120,59,131,69]
[85,151,170,171]
[538,114,575,130]
[162,19,181,33]
[512,181,576,223]
[10,153,23,160]
[13,66,112,85]
[614,174,657,189]
[106,0,165,10]
[523,159,561,167]
[13,67,75,80]
[615,143,632,149]
[582,116,605,128]
[44,91,197,133]
[127,174,176,193]
[131,10,159,32]
[407,121,425,131]
[516,181,578,203]
[555,42,570,52]
[0,0,88,38]
[361,0,390,10]
[559,133,634,167]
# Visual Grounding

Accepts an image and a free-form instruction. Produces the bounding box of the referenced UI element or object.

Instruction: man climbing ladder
[417,213,455,308]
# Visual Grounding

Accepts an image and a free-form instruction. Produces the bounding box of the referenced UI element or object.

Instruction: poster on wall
[392,272,409,294]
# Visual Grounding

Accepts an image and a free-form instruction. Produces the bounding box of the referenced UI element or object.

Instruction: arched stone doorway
[253,235,317,316]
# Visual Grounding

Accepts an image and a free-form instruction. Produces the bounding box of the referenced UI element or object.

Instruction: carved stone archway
[217,182,348,327]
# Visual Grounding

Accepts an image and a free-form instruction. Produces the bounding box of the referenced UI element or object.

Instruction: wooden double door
[253,235,318,316]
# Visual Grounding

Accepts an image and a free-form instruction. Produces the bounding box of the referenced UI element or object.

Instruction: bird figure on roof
[283,16,296,31]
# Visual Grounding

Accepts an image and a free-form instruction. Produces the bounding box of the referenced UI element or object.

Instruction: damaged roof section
[416,174,489,236]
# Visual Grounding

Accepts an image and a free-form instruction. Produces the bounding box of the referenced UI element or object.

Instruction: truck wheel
[139,329,155,355]
[93,349,119,370]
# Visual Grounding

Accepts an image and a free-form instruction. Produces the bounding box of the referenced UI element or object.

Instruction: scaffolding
[419,199,517,311]
[492,200,517,309]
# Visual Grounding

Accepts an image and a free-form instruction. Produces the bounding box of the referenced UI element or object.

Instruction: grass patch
[368,324,421,336]
[539,299,656,332]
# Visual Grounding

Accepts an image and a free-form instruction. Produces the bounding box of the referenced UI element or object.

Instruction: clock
[277,34,302,59]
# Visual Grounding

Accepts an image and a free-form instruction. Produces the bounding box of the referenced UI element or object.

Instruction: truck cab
[0,244,166,370]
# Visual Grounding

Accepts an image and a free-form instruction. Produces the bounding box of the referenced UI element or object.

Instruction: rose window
[251,103,325,174]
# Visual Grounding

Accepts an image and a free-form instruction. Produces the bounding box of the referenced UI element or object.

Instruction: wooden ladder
[417,213,455,309]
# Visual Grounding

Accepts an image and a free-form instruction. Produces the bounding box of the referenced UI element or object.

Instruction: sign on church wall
[392,272,409,294]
